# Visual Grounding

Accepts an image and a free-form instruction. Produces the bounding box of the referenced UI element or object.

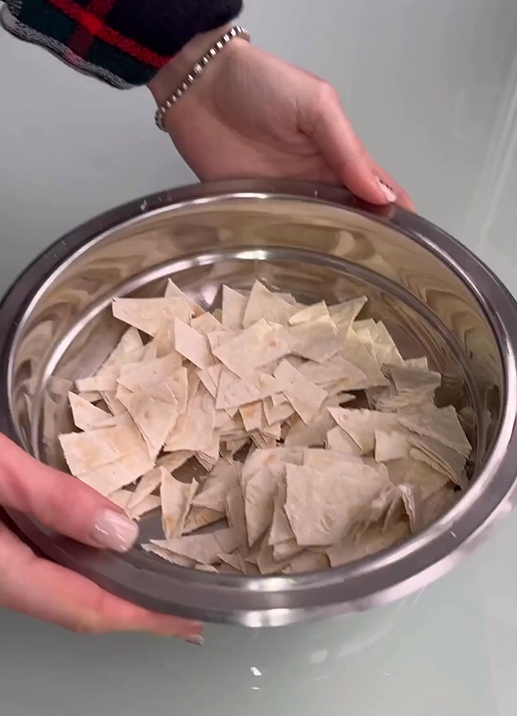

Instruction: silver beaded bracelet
[154,25,251,132]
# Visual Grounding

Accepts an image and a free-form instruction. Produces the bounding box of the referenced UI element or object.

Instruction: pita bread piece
[274,360,328,424]
[299,356,367,390]
[68,393,119,431]
[143,543,196,568]
[244,455,294,546]
[59,421,146,476]
[117,354,182,394]
[118,389,178,458]
[76,375,118,393]
[197,364,223,398]
[157,450,194,473]
[374,429,410,462]
[288,301,329,326]
[326,425,363,455]
[109,488,132,510]
[285,461,390,546]
[193,461,240,512]
[161,468,198,539]
[95,327,144,376]
[387,364,441,395]
[226,485,248,545]
[239,401,264,433]
[405,357,429,371]
[407,432,468,489]
[207,329,238,352]
[182,507,224,534]
[218,552,247,574]
[112,297,192,336]
[387,457,450,501]
[328,407,401,455]
[164,383,215,453]
[130,494,162,521]
[370,322,405,368]
[164,528,244,565]
[399,405,471,457]
[327,520,410,567]
[288,315,344,363]
[269,480,295,546]
[221,285,247,330]
[420,484,460,530]
[213,319,291,378]
[78,446,154,495]
[340,329,389,387]
[127,465,163,510]
[174,319,215,369]
[329,296,368,336]
[285,406,336,447]
[148,323,177,359]
[164,278,204,317]
[243,280,298,327]
[263,397,296,426]
[283,551,330,574]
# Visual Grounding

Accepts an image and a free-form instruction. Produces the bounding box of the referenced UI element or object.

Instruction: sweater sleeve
[0,0,243,88]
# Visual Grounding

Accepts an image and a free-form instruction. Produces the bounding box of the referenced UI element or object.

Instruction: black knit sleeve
[0,0,244,88]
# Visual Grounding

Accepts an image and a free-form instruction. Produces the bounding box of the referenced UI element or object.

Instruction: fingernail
[185,634,205,646]
[92,509,139,552]
[377,178,397,203]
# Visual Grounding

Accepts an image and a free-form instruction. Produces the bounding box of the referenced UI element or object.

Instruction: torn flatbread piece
[222,285,247,330]
[68,393,119,431]
[399,405,471,457]
[59,421,147,476]
[213,319,291,378]
[127,465,163,510]
[243,280,297,327]
[164,278,204,317]
[161,468,198,539]
[118,391,178,458]
[162,528,244,565]
[164,384,215,453]
[274,360,328,424]
[76,375,118,393]
[143,543,196,567]
[117,354,182,394]
[112,297,192,336]
[288,301,329,326]
[289,315,344,363]
[327,521,410,567]
[78,446,154,496]
[174,319,215,369]
[285,461,390,546]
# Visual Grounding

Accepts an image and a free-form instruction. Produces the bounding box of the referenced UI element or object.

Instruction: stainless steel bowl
[1,179,517,627]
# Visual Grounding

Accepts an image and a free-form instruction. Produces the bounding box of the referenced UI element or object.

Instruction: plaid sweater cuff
[0,0,243,88]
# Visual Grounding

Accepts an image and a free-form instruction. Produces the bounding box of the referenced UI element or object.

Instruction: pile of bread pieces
[59,279,471,575]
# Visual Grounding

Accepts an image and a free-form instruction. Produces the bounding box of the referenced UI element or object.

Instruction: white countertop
[1,0,517,713]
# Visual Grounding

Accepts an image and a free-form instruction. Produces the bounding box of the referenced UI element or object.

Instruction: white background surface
[2,1,517,714]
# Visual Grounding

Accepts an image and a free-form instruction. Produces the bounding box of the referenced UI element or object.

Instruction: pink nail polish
[92,509,139,552]
[377,178,397,203]
[185,634,205,646]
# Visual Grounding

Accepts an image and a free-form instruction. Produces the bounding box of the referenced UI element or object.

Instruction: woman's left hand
[149,34,414,211]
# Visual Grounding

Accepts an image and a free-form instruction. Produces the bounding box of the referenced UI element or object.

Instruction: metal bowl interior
[1,179,516,626]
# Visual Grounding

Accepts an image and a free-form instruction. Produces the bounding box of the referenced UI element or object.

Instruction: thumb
[0,435,138,553]
[308,84,396,204]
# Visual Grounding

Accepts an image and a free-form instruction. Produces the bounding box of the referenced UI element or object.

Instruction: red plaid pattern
[1,0,243,87]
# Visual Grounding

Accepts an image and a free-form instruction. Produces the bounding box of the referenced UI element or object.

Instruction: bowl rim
[2,178,517,626]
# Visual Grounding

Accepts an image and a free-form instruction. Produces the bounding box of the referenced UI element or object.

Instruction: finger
[0,522,202,638]
[0,435,138,553]
[306,84,395,205]
[371,162,416,212]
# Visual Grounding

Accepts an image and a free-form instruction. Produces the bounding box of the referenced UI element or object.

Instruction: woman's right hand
[0,435,202,639]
